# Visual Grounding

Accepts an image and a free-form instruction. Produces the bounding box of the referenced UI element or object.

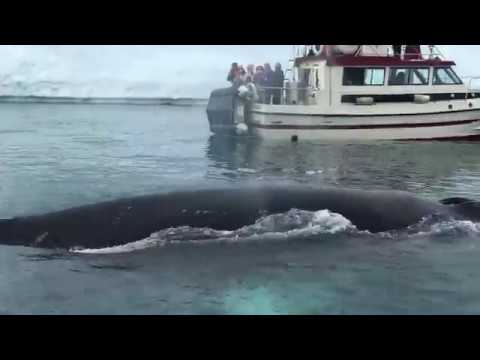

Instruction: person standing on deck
[405,45,422,60]
[245,76,259,102]
[264,63,274,104]
[253,66,265,85]
[393,45,402,57]
[247,64,255,80]
[272,63,285,105]
[238,66,247,83]
[254,66,266,103]
[227,63,239,83]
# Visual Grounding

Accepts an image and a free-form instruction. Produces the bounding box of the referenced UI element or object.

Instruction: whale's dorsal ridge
[440,197,475,206]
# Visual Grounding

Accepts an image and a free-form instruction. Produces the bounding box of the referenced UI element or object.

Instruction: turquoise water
[1,102,480,314]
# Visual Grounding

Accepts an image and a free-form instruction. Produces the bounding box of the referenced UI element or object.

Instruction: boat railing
[253,85,316,105]
[385,51,445,60]
[371,45,445,60]
[295,45,446,60]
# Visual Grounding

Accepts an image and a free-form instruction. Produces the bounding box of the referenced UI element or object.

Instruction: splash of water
[72,209,356,254]
[71,209,480,255]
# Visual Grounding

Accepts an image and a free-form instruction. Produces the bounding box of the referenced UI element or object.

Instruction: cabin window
[449,68,463,84]
[389,68,430,85]
[343,68,385,86]
[409,68,430,85]
[433,67,463,85]
[389,68,408,85]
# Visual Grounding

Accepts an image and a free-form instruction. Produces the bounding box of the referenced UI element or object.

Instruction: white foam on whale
[411,219,480,237]
[71,209,357,255]
[71,209,480,255]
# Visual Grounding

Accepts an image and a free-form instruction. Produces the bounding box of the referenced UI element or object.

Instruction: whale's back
[261,187,441,232]
[0,186,454,249]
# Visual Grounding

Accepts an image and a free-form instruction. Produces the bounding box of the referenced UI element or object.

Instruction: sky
[0,45,478,98]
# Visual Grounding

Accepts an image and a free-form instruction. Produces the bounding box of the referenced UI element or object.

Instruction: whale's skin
[0,186,473,249]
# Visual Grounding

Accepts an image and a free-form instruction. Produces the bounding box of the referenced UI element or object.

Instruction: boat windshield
[433,67,463,85]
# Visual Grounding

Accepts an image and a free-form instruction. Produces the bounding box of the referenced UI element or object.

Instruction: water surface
[1,102,480,315]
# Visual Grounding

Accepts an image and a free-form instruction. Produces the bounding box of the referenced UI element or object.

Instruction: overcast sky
[0,45,478,98]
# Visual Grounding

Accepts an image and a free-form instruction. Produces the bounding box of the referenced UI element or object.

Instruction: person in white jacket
[245,76,259,102]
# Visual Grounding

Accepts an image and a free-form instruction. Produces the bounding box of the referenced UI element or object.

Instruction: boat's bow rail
[252,85,315,105]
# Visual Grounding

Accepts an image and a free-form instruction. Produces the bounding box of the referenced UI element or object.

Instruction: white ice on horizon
[0,45,289,98]
[0,45,477,99]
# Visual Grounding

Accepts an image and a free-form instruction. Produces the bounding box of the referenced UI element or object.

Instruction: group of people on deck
[227,62,285,104]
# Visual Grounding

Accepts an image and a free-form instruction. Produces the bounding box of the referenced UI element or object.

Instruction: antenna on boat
[287,45,299,82]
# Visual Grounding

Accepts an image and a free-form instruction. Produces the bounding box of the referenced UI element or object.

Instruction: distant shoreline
[0,96,209,106]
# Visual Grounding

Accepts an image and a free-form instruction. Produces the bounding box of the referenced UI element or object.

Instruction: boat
[206,45,480,141]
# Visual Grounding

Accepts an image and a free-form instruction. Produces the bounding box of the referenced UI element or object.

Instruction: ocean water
[1,102,480,314]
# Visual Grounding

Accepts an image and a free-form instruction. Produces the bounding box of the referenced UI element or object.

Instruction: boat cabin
[277,45,477,108]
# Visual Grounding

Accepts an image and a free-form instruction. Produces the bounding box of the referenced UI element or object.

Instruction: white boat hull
[249,108,480,141]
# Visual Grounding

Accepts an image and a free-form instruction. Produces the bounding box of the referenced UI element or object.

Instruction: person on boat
[272,63,285,105]
[405,45,422,60]
[245,76,259,102]
[247,64,255,80]
[238,66,247,82]
[254,66,266,103]
[253,66,264,84]
[264,63,274,82]
[391,70,407,85]
[227,63,239,83]
[393,45,402,57]
[264,63,274,104]
[232,66,247,87]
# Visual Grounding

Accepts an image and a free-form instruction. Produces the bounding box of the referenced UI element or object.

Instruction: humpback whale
[0,186,479,249]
